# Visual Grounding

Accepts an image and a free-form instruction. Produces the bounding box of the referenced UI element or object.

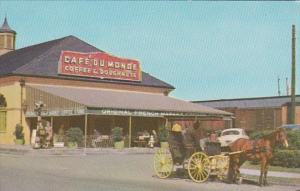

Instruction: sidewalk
[240,168,300,179]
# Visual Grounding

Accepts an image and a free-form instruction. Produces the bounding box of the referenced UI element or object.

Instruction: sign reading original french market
[58,51,142,81]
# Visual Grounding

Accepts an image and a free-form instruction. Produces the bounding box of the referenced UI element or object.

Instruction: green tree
[158,125,168,142]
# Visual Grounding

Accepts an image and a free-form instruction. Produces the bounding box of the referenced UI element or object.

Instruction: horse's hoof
[264,182,269,186]
[259,178,263,187]
[237,177,243,185]
[224,179,234,184]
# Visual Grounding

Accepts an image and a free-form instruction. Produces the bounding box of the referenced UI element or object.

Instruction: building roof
[0,17,16,34]
[29,84,231,116]
[0,35,174,89]
[193,95,300,109]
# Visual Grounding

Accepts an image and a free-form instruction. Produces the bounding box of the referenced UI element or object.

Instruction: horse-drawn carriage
[153,141,230,183]
[153,127,289,186]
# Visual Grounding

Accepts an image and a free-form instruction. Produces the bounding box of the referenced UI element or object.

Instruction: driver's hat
[171,123,182,132]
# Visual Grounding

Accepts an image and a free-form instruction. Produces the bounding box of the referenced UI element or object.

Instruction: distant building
[193,95,300,132]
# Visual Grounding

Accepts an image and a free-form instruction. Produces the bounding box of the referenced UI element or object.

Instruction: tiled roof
[0,35,174,89]
[29,84,231,116]
[193,95,300,109]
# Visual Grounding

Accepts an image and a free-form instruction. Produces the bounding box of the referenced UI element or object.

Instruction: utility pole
[286,77,290,96]
[290,25,296,124]
[277,76,281,96]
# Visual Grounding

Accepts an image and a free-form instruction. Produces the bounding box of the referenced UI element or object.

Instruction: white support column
[165,117,168,127]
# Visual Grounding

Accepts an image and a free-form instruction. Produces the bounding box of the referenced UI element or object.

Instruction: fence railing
[50,135,153,148]
[86,135,114,148]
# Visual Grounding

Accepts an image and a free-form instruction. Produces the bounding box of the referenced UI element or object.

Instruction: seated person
[92,129,101,147]
[205,131,221,156]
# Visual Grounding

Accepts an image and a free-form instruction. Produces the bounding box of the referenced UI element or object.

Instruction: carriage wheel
[187,152,210,183]
[153,148,173,179]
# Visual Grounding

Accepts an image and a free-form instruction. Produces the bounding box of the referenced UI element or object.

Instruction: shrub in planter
[270,149,300,168]
[14,124,24,145]
[158,125,169,148]
[111,127,124,149]
[65,127,83,148]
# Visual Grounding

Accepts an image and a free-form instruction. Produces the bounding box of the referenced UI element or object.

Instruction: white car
[217,128,249,147]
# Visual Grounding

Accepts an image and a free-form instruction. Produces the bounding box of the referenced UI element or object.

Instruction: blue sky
[0,1,299,101]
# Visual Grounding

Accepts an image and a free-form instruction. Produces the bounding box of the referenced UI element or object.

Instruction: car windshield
[222,130,240,136]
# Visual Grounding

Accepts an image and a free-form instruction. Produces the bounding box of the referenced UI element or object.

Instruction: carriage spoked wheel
[187,152,211,183]
[153,148,173,179]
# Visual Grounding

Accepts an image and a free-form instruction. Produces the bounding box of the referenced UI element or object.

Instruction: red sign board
[58,51,142,81]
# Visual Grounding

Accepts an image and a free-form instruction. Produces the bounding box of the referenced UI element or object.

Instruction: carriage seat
[205,141,221,156]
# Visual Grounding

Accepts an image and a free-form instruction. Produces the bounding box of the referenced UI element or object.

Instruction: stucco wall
[0,82,30,145]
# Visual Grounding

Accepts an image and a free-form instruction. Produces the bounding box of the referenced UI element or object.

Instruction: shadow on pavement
[241,179,259,186]
[153,170,265,187]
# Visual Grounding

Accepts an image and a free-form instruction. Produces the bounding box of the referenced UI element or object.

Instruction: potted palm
[65,127,83,148]
[111,127,124,149]
[159,125,169,148]
[14,123,24,145]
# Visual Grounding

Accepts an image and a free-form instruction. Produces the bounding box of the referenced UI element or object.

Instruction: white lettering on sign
[58,51,142,81]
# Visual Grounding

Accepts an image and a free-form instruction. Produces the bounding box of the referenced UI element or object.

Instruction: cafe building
[0,18,231,147]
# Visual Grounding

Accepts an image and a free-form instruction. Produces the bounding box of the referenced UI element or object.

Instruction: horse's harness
[227,139,275,159]
[247,140,271,155]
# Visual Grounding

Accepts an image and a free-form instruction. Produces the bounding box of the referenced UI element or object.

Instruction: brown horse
[227,127,288,186]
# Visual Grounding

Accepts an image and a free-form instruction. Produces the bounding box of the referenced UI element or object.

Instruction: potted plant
[65,127,83,148]
[111,127,124,149]
[53,125,65,148]
[159,125,169,148]
[14,123,24,145]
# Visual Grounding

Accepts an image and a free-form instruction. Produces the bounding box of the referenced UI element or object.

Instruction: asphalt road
[0,153,299,191]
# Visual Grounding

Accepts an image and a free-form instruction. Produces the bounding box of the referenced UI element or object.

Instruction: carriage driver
[168,123,185,165]
[182,120,203,158]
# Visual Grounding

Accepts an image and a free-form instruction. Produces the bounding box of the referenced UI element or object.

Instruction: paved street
[0,153,299,191]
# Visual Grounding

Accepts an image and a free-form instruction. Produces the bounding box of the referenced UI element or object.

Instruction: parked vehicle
[281,124,300,131]
[218,128,249,147]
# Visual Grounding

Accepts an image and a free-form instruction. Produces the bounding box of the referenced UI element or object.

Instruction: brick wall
[208,107,282,132]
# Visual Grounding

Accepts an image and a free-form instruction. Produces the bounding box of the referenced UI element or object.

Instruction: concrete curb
[0,145,158,156]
